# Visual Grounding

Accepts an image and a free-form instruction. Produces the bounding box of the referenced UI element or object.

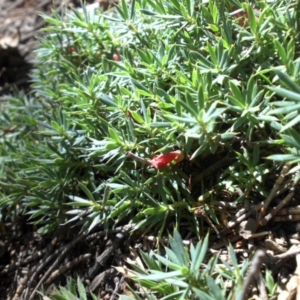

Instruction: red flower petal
[232,6,260,27]
[149,151,184,169]
[113,53,121,61]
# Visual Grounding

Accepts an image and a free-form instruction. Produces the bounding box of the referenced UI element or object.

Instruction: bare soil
[0,0,95,96]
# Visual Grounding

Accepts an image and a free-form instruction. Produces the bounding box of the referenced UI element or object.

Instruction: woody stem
[126,152,151,165]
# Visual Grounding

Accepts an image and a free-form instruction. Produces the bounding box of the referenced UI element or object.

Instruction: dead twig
[27,231,87,300]
[265,239,287,254]
[88,232,125,279]
[237,250,265,300]
[45,253,91,285]
[256,272,269,300]
[257,164,290,225]
[277,253,300,300]
[260,189,295,226]
[110,276,124,300]
[86,224,136,242]
[14,235,60,300]
[272,245,300,261]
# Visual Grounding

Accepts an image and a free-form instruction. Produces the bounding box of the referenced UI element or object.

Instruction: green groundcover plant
[41,231,277,300]
[0,0,299,298]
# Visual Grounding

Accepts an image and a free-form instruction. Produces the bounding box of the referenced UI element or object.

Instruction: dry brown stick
[246,231,270,239]
[193,207,220,236]
[225,201,265,231]
[88,232,126,279]
[12,235,60,300]
[272,245,300,261]
[237,250,265,300]
[274,215,300,222]
[12,263,39,300]
[0,249,46,275]
[110,276,124,300]
[257,164,290,224]
[13,275,29,300]
[44,253,91,285]
[226,191,290,231]
[86,224,136,242]
[27,231,87,300]
[265,239,287,254]
[274,205,300,215]
[35,0,53,9]
[228,208,256,229]
[23,234,62,299]
[260,189,295,226]
[256,272,268,300]
[126,152,151,166]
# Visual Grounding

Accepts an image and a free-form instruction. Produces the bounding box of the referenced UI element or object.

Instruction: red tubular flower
[233,6,260,27]
[113,53,121,61]
[67,47,76,53]
[149,150,184,169]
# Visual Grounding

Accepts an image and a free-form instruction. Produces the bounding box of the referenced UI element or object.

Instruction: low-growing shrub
[0,0,299,298]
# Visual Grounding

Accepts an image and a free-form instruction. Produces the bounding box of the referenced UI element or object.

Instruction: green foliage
[120,230,251,299]
[39,277,97,300]
[37,231,276,300]
[0,0,300,237]
[265,269,278,297]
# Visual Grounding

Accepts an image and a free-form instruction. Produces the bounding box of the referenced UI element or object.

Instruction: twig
[257,164,290,224]
[274,215,300,222]
[44,253,91,285]
[86,224,136,242]
[272,245,300,261]
[110,276,124,300]
[260,189,294,226]
[12,266,38,300]
[275,205,300,216]
[126,152,151,166]
[256,272,268,300]
[5,0,26,13]
[0,249,46,275]
[15,235,60,300]
[28,231,87,300]
[236,250,265,300]
[273,205,300,222]
[228,208,256,229]
[265,239,287,254]
[193,207,220,236]
[88,232,125,278]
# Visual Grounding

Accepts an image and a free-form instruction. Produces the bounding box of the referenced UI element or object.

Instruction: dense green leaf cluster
[0,0,300,238]
[119,231,277,300]
[125,233,229,299]
[1,0,299,298]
